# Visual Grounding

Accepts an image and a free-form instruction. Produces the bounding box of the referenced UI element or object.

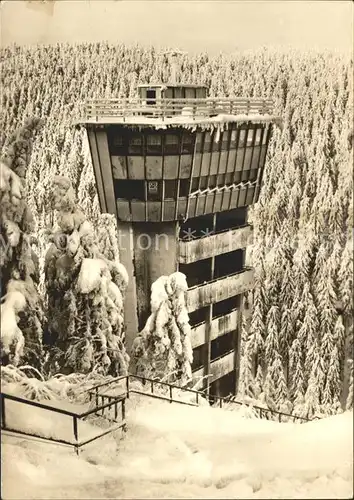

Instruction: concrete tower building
[80,61,277,399]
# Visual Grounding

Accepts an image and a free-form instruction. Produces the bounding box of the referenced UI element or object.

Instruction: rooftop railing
[83,97,274,121]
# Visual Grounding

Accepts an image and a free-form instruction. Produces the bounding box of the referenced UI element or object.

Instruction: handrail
[83,97,274,121]
[187,266,253,291]
[0,372,311,453]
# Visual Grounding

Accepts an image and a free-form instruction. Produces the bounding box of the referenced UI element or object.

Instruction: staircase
[0,373,311,454]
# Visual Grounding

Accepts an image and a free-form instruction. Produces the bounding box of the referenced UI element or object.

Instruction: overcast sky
[1,1,353,54]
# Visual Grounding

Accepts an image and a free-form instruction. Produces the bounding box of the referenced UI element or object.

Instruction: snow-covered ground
[1,395,353,499]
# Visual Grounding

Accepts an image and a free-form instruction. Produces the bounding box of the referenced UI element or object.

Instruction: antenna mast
[164,49,187,85]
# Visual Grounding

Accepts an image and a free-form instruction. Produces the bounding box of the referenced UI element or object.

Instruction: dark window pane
[179,214,214,240]
[189,306,208,326]
[191,177,200,191]
[181,133,195,154]
[215,208,247,232]
[210,330,235,361]
[214,249,244,278]
[179,179,190,197]
[165,133,180,155]
[233,171,242,183]
[217,173,226,186]
[241,170,249,182]
[207,175,217,189]
[249,169,258,182]
[164,179,177,199]
[212,296,241,318]
[114,180,145,201]
[192,344,207,371]
[224,172,234,185]
[179,258,212,287]
[128,134,143,155]
[199,176,208,190]
[146,134,162,154]
[146,89,156,104]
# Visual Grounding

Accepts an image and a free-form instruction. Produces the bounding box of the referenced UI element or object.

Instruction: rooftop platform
[81,97,276,126]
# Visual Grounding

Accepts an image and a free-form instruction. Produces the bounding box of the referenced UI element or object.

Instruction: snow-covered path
[2,397,353,499]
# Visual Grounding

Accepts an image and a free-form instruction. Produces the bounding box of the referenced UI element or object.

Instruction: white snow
[76,258,108,293]
[1,394,353,499]
[81,113,277,128]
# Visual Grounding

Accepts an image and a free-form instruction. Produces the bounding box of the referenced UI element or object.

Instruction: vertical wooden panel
[95,129,117,216]
[147,202,162,222]
[229,189,239,208]
[116,200,131,221]
[131,201,146,221]
[226,150,236,173]
[245,186,255,205]
[163,200,177,221]
[213,193,223,212]
[146,157,163,179]
[87,128,107,213]
[187,197,197,219]
[243,148,253,171]
[237,187,247,207]
[111,156,128,179]
[204,194,214,214]
[200,152,211,175]
[221,191,231,210]
[127,156,145,179]
[163,156,180,179]
[180,155,193,178]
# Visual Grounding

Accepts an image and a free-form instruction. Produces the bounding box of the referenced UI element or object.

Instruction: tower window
[210,330,235,361]
[146,134,162,154]
[146,89,156,105]
[114,179,145,201]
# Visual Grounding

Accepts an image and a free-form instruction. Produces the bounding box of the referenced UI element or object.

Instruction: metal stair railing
[0,373,312,453]
[0,391,126,455]
[88,373,311,424]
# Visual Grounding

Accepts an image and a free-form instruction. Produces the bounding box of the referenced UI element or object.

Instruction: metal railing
[0,391,126,455]
[0,373,311,452]
[87,374,311,424]
[83,97,274,121]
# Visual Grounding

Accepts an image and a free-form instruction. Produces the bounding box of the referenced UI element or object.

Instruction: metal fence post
[151,381,154,394]
[169,386,173,403]
[126,376,130,399]
[196,392,199,405]
[73,416,79,456]
[0,394,5,430]
[122,399,126,422]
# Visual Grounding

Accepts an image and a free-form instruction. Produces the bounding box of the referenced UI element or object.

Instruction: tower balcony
[186,267,254,313]
[190,308,239,349]
[83,97,274,123]
[178,224,253,264]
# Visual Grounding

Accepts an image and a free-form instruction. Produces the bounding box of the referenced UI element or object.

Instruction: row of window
[189,295,242,327]
[114,172,257,201]
[108,126,268,156]
[179,249,244,288]
[179,208,247,240]
[192,329,236,371]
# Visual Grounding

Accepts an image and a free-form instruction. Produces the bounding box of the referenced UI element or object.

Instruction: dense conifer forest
[1,43,353,417]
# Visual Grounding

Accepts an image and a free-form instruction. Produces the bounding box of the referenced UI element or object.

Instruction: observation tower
[79,53,277,398]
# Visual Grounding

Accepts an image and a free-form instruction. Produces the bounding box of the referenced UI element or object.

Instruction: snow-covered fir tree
[44,176,129,375]
[0,118,44,368]
[131,272,193,386]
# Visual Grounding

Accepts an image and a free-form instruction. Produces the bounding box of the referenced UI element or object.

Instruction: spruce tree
[0,118,44,368]
[131,272,193,386]
[44,176,129,375]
